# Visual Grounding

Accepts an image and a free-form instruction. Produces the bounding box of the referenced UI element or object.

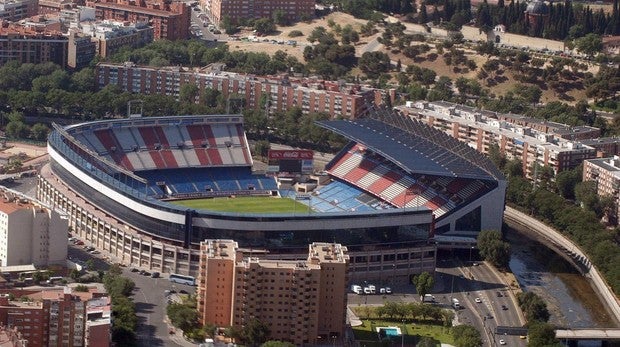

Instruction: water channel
[506,223,618,329]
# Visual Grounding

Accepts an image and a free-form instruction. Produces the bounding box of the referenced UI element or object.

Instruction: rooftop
[397,102,595,156]
[318,105,504,181]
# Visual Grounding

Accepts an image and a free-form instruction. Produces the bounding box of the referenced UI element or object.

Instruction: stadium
[37,106,505,282]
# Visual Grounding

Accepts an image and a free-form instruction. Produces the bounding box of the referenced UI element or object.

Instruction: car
[179,290,188,294]
[139,270,146,275]
[486,314,493,319]
[379,288,386,294]
[501,305,508,310]
[475,297,482,303]
[75,240,84,245]
[169,289,177,294]
[519,336,527,339]
[472,262,479,266]
[89,250,100,255]
[164,290,171,296]
[385,287,392,294]
[499,340,506,345]
[142,271,151,276]
[130,268,139,272]
[151,272,160,278]
[496,291,503,297]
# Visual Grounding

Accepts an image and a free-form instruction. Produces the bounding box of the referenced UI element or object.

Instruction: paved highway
[437,260,526,347]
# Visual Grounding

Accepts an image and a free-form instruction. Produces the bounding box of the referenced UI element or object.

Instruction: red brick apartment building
[0,286,110,347]
[204,0,314,26]
[96,62,391,118]
[86,0,189,40]
[0,22,67,67]
[197,240,349,345]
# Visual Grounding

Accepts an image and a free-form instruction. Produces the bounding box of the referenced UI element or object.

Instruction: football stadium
[37,106,505,282]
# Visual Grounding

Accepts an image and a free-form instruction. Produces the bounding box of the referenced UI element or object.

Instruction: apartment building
[583,156,620,225]
[39,0,78,14]
[95,62,387,118]
[204,0,314,26]
[87,0,189,40]
[0,285,110,347]
[398,101,597,178]
[0,0,38,21]
[0,187,68,267]
[197,240,349,345]
[0,23,67,67]
[67,31,96,69]
[80,20,153,57]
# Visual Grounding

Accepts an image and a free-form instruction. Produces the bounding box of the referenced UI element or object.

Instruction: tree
[179,84,199,104]
[488,142,506,170]
[527,322,561,347]
[452,325,482,347]
[477,230,511,269]
[253,140,270,159]
[167,303,199,332]
[254,18,276,35]
[86,259,96,271]
[272,10,290,26]
[517,292,550,322]
[359,51,391,78]
[75,284,89,292]
[575,33,602,57]
[244,318,270,346]
[412,271,435,299]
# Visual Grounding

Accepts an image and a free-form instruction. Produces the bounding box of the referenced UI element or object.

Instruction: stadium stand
[82,122,253,171]
[319,105,502,219]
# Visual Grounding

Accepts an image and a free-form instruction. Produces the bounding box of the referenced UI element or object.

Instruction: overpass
[556,328,620,340]
[504,206,620,324]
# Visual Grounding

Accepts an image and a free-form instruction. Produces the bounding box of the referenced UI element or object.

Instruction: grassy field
[170,196,311,213]
[353,320,454,347]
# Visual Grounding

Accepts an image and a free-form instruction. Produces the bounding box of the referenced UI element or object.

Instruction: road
[68,242,197,347]
[437,260,526,347]
[188,5,222,42]
[347,259,525,347]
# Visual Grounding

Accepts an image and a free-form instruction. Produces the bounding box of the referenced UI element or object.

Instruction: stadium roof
[317,105,505,181]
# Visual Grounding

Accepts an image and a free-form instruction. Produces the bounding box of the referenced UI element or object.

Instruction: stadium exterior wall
[434,180,507,237]
[39,160,438,281]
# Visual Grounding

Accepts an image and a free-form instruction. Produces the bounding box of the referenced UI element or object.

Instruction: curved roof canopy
[317,106,505,181]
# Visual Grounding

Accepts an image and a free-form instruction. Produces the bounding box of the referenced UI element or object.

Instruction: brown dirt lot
[226,12,379,61]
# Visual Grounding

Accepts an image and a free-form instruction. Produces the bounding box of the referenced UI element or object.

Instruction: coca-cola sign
[268,150,314,160]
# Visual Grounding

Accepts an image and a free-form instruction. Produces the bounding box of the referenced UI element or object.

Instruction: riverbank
[506,222,618,328]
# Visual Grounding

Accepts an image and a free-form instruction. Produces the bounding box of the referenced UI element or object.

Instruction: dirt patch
[226,12,378,61]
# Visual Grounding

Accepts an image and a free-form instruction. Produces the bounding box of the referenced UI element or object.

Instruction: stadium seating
[325,143,490,217]
[137,167,277,197]
[83,122,253,171]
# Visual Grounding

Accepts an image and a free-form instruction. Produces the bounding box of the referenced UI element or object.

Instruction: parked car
[130,268,139,272]
[151,272,160,278]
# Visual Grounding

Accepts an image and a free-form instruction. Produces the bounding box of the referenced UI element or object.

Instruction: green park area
[352,320,455,347]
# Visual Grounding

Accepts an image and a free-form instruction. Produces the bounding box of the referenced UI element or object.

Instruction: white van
[350,285,362,294]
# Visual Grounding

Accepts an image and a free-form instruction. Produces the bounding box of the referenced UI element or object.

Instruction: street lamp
[401,319,405,347]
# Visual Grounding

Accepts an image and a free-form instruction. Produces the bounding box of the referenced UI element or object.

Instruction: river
[506,224,618,329]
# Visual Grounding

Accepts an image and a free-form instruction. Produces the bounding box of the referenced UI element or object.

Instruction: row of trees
[493,150,620,295]
[103,265,137,346]
[357,301,455,327]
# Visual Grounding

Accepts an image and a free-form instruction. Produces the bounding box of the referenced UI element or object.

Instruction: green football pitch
[170,196,312,213]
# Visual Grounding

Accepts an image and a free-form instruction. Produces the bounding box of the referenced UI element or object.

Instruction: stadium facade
[37,107,505,282]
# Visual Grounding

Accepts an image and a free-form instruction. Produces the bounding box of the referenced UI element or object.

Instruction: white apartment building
[397,101,597,179]
[0,187,67,267]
